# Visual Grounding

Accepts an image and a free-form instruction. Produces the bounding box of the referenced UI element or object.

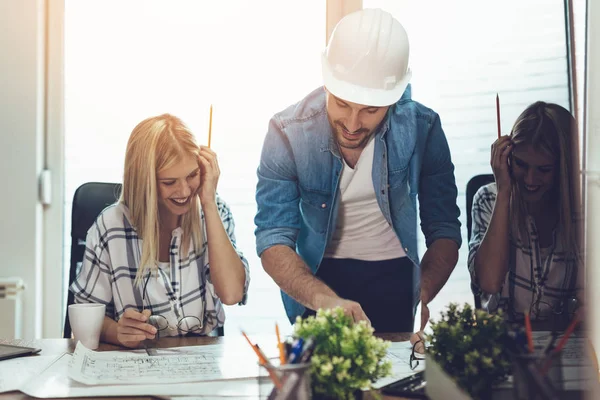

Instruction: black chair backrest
[465,174,495,310]
[63,182,224,338]
[466,174,495,242]
[64,182,122,338]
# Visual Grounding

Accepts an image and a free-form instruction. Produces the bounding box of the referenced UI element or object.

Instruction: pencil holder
[258,357,312,400]
[511,346,563,400]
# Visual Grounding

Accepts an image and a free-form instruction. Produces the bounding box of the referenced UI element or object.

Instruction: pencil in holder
[258,357,312,400]
[511,345,563,400]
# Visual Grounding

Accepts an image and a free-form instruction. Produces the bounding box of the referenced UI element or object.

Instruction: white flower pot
[425,358,473,400]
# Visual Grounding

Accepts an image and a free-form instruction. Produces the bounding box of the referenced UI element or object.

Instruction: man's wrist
[312,291,339,311]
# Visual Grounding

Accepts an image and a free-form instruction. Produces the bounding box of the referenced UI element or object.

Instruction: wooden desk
[0,333,413,400]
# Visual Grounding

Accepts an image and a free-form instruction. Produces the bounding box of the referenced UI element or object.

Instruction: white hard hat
[321,8,412,107]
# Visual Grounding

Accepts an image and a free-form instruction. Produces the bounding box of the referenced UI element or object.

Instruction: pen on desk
[524,311,534,353]
[275,323,286,365]
[496,93,501,139]
[208,104,213,148]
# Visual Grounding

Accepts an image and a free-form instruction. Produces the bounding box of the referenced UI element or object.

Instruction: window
[64,0,325,336]
[64,0,581,335]
[363,0,572,324]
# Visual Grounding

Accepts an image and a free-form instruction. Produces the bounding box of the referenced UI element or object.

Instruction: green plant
[293,307,392,400]
[426,303,511,399]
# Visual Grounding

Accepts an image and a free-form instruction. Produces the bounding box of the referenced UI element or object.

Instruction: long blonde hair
[120,114,204,284]
[509,102,581,266]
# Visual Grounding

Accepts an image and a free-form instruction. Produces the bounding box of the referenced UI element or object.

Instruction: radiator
[0,277,25,339]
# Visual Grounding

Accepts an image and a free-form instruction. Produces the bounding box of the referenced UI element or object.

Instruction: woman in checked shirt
[468,102,583,324]
[70,114,249,348]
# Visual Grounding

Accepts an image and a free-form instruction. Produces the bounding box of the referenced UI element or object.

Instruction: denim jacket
[255,85,462,323]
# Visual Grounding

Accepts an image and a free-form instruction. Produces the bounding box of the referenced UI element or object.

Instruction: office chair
[64,182,123,338]
[465,174,495,310]
[63,182,225,338]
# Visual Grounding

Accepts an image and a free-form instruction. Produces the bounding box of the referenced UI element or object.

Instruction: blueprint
[68,342,259,385]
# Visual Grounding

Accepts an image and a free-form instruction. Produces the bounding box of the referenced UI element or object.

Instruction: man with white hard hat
[255,9,461,335]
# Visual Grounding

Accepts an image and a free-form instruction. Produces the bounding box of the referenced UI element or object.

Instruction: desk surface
[0,333,413,400]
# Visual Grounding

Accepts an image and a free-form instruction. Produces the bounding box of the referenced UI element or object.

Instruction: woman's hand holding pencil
[491,135,513,195]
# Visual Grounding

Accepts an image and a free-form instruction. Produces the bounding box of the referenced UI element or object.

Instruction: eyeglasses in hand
[410,338,427,370]
[142,270,203,334]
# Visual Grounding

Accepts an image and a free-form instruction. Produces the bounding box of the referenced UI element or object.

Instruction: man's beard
[332,120,372,150]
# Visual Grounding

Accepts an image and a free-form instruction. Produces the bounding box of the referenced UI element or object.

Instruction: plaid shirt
[70,196,250,336]
[468,183,578,321]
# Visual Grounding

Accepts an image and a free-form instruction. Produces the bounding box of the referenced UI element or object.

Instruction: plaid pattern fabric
[468,183,578,321]
[70,196,249,336]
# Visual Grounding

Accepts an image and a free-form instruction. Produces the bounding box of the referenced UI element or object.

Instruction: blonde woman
[70,114,249,347]
[469,102,583,324]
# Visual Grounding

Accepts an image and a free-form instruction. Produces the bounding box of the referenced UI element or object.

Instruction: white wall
[0,0,46,339]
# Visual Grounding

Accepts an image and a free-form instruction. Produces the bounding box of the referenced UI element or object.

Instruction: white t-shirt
[324,138,406,261]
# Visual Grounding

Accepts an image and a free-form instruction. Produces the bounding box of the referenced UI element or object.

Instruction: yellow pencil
[241,330,282,389]
[208,104,213,148]
[275,323,286,365]
[496,94,501,139]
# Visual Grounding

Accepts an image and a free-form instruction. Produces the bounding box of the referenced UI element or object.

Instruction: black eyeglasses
[530,298,577,321]
[410,339,426,370]
[142,269,203,334]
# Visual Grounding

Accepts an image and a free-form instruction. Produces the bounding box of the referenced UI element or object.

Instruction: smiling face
[511,143,557,203]
[325,91,389,150]
[156,154,200,221]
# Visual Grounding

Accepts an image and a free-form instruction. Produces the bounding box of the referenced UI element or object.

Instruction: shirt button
[321,203,327,209]
[404,247,409,252]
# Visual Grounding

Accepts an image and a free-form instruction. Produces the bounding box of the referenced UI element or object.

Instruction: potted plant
[426,303,512,400]
[293,307,392,400]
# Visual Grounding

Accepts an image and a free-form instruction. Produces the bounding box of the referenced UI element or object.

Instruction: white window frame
[43,0,65,338]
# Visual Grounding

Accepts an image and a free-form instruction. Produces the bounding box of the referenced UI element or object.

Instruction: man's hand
[409,299,430,354]
[410,330,426,354]
[318,296,371,327]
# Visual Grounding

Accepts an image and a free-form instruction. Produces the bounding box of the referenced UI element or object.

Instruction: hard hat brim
[321,53,412,107]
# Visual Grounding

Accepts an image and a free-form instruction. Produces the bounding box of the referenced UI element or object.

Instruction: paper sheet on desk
[0,355,58,393]
[372,341,425,389]
[68,341,260,385]
[22,353,267,399]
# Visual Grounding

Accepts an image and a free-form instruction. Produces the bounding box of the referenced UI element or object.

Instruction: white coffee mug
[68,303,106,349]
